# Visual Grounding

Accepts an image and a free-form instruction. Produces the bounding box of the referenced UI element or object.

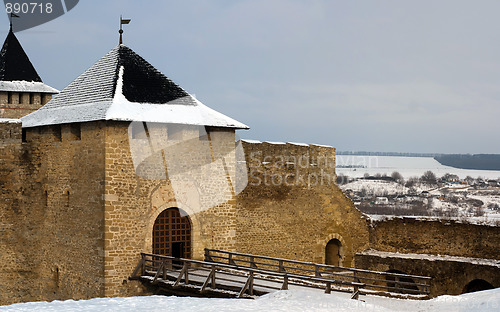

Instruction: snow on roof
[288,142,310,147]
[264,141,286,145]
[0,118,21,123]
[241,139,262,144]
[311,143,334,148]
[0,80,58,93]
[240,140,336,149]
[22,45,249,129]
[368,214,500,227]
[358,249,500,268]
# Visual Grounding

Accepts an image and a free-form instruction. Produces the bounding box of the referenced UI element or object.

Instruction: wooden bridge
[129,249,431,299]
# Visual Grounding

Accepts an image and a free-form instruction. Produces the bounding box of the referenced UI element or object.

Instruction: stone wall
[102,122,239,297]
[4,118,498,304]
[368,217,500,259]
[355,250,500,296]
[94,127,371,296]
[26,122,106,302]
[0,121,106,305]
[0,120,28,305]
[354,217,500,297]
[0,120,245,302]
[235,141,370,267]
[0,92,51,119]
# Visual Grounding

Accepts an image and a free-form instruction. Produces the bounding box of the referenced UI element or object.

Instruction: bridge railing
[204,249,431,297]
[130,252,366,299]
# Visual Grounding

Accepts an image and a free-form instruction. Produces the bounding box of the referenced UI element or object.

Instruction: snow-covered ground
[1,288,499,312]
[336,155,500,180]
[341,179,409,196]
[336,155,500,223]
[339,179,500,224]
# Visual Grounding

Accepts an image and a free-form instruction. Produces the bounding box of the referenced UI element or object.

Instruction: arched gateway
[325,239,342,266]
[152,208,191,259]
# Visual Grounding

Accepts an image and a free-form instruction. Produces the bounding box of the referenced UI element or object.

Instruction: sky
[2,0,500,154]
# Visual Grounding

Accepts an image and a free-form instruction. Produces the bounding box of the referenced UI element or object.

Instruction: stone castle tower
[1,29,369,304]
[2,25,500,306]
[0,25,58,119]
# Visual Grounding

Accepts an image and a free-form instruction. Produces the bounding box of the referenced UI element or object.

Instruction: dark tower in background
[0,26,58,119]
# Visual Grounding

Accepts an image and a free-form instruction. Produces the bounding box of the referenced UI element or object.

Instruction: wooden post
[152,261,164,284]
[249,272,254,295]
[351,285,360,300]
[184,262,189,284]
[130,257,145,279]
[250,256,257,268]
[204,248,212,262]
[162,260,167,280]
[281,274,289,290]
[353,270,360,283]
[211,266,216,288]
[278,260,285,272]
[238,272,254,298]
[174,262,189,287]
[325,281,331,294]
[315,264,321,277]
[141,255,146,275]
[229,253,236,265]
[201,266,216,292]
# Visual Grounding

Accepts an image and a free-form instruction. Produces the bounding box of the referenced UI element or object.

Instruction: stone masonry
[235,141,370,267]
[0,91,52,119]
[354,218,500,297]
[0,120,373,303]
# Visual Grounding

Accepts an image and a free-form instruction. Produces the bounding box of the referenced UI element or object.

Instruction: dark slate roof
[0,27,42,82]
[118,45,190,104]
[22,45,249,129]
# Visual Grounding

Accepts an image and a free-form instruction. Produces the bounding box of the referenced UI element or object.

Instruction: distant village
[338,171,500,220]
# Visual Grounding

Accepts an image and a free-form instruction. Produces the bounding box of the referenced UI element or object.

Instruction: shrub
[421,170,437,185]
[391,171,404,184]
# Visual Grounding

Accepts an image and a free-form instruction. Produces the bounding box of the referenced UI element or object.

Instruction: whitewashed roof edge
[0,80,58,93]
[21,46,249,129]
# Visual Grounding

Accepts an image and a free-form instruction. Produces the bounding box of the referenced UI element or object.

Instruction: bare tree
[391,171,404,184]
[421,170,437,185]
[360,187,368,197]
[405,176,419,188]
[336,174,350,185]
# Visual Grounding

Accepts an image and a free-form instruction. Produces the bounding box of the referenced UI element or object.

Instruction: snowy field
[1,288,499,312]
[339,179,500,224]
[336,155,500,180]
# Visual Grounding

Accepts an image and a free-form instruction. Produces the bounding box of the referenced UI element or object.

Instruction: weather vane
[9,12,20,31]
[119,15,131,44]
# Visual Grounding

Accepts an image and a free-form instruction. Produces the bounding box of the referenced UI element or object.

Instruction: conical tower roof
[0,26,58,94]
[0,27,42,82]
[22,45,248,129]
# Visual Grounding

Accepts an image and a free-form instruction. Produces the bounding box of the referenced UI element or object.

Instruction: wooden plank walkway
[129,249,431,299]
